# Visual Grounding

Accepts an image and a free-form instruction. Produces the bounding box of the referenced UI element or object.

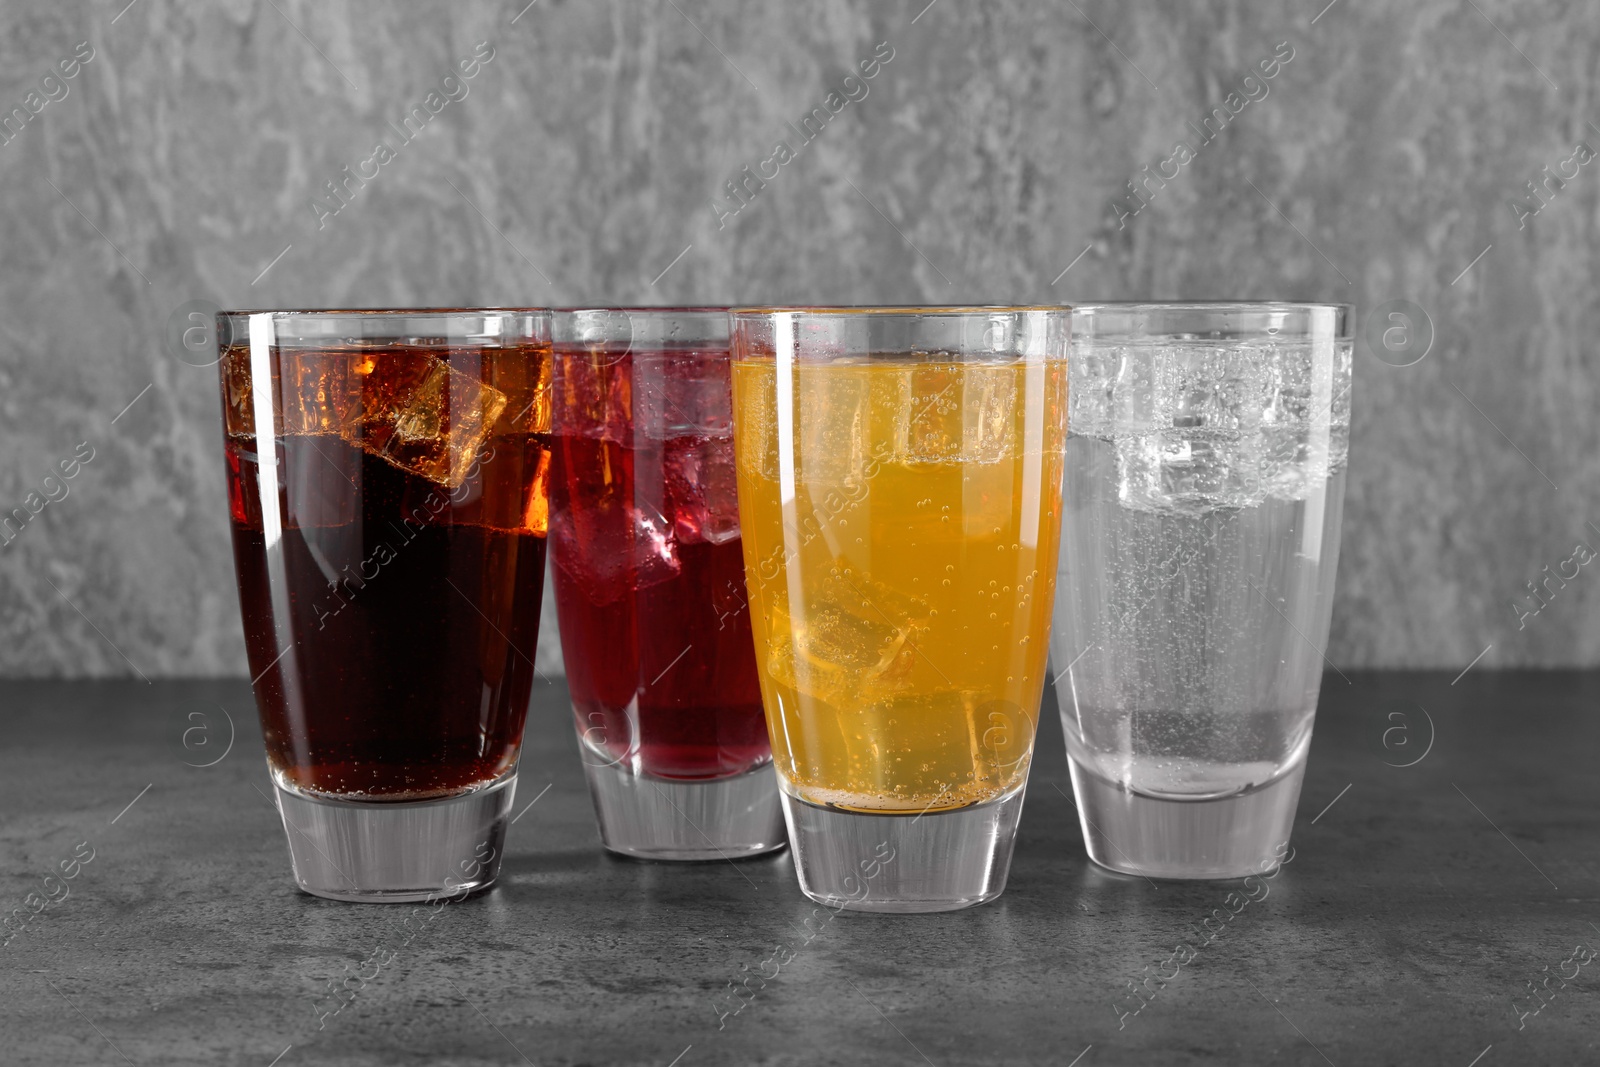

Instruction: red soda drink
[548,309,782,859]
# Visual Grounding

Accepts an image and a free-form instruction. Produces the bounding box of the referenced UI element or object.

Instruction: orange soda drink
[730,307,1070,912]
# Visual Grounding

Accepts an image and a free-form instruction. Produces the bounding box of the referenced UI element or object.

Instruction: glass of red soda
[549,308,783,859]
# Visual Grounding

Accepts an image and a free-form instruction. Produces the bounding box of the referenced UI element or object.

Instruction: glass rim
[218,307,551,319]
[1072,301,1352,341]
[552,307,730,349]
[729,305,1071,317]
[1071,300,1351,314]
[553,306,728,315]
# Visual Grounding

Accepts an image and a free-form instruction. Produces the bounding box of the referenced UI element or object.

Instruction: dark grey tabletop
[1,673,1596,1066]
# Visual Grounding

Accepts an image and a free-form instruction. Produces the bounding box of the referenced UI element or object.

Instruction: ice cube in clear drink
[1102,342,1275,514]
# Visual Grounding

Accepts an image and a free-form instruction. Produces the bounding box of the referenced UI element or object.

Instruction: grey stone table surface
[0,672,1596,1067]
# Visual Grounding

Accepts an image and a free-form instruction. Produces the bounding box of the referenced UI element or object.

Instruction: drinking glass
[548,308,783,859]
[1051,302,1352,879]
[219,309,552,902]
[730,306,1071,912]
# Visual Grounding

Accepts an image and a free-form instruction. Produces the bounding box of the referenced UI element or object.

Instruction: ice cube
[732,359,780,483]
[895,362,1017,465]
[956,362,1019,465]
[767,562,926,708]
[663,433,741,545]
[480,343,552,436]
[550,494,680,606]
[553,345,632,444]
[1076,338,1352,514]
[796,363,871,484]
[1067,343,1128,439]
[1118,429,1261,514]
[519,445,551,536]
[219,345,256,437]
[1101,343,1268,514]
[219,346,365,438]
[283,351,364,435]
[1329,340,1352,471]
[342,352,507,488]
[1257,339,1350,497]
[631,350,732,440]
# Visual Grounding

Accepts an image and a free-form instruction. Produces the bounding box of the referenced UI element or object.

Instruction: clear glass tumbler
[1052,302,1352,879]
[548,308,783,860]
[731,306,1071,912]
[219,309,552,902]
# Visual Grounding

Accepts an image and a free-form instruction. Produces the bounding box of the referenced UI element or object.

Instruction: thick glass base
[1068,757,1305,880]
[583,759,785,861]
[272,772,514,903]
[780,785,1026,913]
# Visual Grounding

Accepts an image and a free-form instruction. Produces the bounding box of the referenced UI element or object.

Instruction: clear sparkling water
[1051,338,1351,800]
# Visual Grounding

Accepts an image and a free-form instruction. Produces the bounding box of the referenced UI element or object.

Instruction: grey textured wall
[0,0,1596,676]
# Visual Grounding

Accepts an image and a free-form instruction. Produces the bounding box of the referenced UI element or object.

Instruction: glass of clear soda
[1051,303,1352,879]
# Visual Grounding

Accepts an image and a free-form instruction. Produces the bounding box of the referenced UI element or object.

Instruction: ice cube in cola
[342,352,508,488]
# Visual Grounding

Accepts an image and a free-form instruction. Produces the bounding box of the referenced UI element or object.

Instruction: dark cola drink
[219,310,551,902]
